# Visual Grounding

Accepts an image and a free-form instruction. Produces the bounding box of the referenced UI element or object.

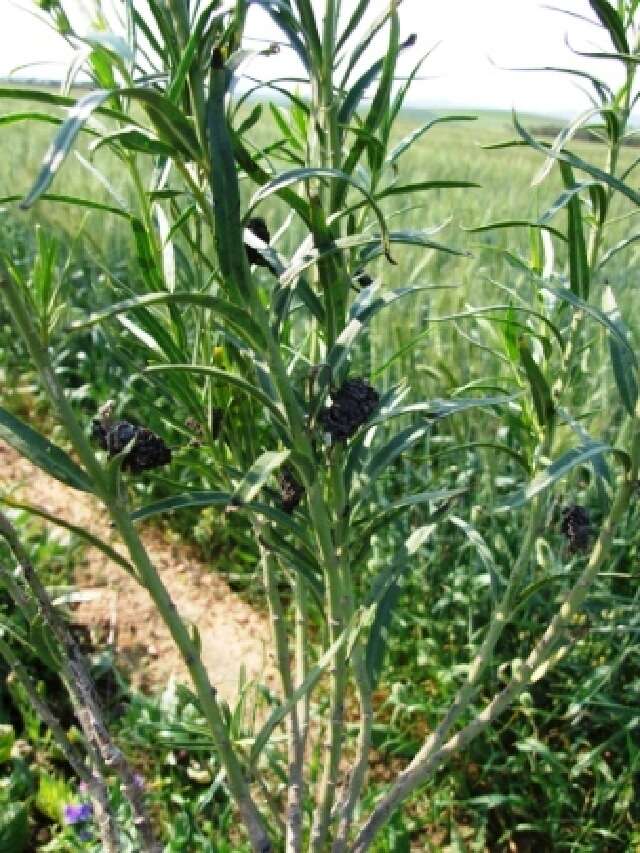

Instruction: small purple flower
[133,773,145,790]
[63,802,93,825]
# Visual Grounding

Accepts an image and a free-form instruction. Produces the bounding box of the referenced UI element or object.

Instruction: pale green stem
[294,571,310,756]
[331,643,371,853]
[261,546,303,853]
[308,468,348,853]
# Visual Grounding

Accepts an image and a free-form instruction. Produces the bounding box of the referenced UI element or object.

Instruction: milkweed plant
[1,0,640,850]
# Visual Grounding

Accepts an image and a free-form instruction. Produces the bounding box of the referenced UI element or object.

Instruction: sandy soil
[0,440,277,704]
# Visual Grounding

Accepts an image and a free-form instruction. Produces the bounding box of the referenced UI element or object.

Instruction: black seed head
[91,418,171,474]
[124,427,172,474]
[352,270,373,291]
[245,217,273,269]
[319,378,379,442]
[278,466,304,513]
[560,505,591,554]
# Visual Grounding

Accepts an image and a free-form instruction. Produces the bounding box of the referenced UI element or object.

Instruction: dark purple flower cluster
[561,505,591,553]
[278,466,304,513]
[91,420,171,474]
[319,378,379,442]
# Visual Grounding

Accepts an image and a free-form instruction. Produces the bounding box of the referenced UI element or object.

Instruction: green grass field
[2,91,640,851]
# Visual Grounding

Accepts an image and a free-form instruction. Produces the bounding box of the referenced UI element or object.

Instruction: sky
[0,1,632,118]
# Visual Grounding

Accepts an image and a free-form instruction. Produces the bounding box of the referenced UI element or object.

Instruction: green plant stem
[321,0,340,186]
[332,477,372,852]
[566,65,634,391]
[351,425,640,852]
[332,644,371,853]
[294,571,310,759]
[308,472,348,853]
[261,546,303,853]
[0,265,272,853]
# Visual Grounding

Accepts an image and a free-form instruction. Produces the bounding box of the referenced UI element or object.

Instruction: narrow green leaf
[130,491,231,521]
[360,423,431,492]
[323,283,430,382]
[248,167,395,262]
[514,113,640,208]
[531,107,609,186]
[144,364,288,427]
[67,292,266,351]
[603,286,638,416]
[0,496,135,577]
[588,0,629,54]
[0,407,93,494]
[248,0,312,71]
[167,1,235,103]
[89,127,175,157]
[365,523,436,686]
[0,193,129,218]
[499,444,616,509]
[21,89,112,209]
[450,515,502,589]
[543,286,637,365]
[465,219,566,242]
[385,486,468,511]
[369,394,519,426]
[376,180,480,199]
[559,162,590,299]
[233,450,290,505]
[538,180,600,226]
[119,87,201,161]
[386,116,477,166]
[597,233,640,269]
[0,86,133,124]
[519,338,555,427]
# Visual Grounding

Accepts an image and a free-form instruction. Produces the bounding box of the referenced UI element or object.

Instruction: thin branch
[0,633,120,853]
[0,511,159,852]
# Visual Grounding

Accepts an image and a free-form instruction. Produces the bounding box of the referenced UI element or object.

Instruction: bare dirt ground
[0,440,277,704]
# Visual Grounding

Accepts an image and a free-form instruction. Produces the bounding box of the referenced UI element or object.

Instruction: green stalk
[308,469,348,852]
[0,264,272,853]
[294,571,310,757]
[332,465,372,852]
[321,0,340,182]
[261,546,304,853]
[332,636,372,853]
